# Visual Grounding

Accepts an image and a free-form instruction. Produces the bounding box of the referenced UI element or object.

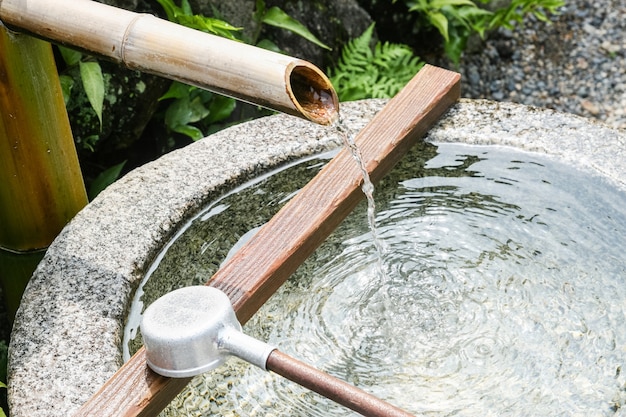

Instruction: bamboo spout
[0,0,339,125]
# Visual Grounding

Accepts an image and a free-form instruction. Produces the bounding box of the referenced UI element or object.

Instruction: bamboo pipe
[0,0,339,125]
[0,25,88,318]
[0,26,87,251]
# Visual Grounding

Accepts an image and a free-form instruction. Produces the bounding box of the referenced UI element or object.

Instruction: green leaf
[180,0,193,16]
[160,83,237,140]
[163,93,211,140]
[262,6,331,50]
[165,95,210,126]
[88,161,127,200]
[78,134,100,153]
[428,11,450,42]
[255,38,281,52]
[156,0,241,39]
[57,46,82,66]
[160,81,192,101]
[176,15,241,39]
[407,0,428,12]
[155,0,177,21]
[79,61,105,129]
[59,75,74,105]
[206,96,236,124]
[430,0,476,7]
[487,0,563,30]
[254,0,266,22]
[172,124,204,140]
[443,28,467,65]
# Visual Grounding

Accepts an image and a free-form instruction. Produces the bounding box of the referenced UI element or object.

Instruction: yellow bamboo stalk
[0,24,88,318]
[0,0,339,125]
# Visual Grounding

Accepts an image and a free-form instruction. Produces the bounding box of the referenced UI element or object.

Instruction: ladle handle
[266,350,416,417]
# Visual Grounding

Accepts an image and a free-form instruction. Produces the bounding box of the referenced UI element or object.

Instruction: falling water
[332,115,388,282]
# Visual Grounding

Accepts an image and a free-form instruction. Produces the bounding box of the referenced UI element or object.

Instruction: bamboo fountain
[5,1,625,416]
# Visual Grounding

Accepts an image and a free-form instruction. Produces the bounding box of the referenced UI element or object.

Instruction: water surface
[126,142,626,416]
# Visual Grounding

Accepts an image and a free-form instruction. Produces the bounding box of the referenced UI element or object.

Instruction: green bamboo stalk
[0,24,88,319]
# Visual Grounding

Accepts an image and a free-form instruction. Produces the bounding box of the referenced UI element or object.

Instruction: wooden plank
[74,64,460,417]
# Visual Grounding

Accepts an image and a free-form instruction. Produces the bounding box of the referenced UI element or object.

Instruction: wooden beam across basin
[74,64,461,417]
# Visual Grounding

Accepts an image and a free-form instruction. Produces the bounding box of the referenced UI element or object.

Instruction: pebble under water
[126,142,626,417]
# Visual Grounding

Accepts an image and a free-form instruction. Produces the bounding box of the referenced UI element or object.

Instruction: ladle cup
[141,286,415,417]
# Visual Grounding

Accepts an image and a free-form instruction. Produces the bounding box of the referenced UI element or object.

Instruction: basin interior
[125,141,626,416]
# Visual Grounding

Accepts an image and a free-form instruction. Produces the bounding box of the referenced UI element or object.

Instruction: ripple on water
[140,143,626,416]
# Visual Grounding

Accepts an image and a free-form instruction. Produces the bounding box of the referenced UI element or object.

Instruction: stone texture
[8,99,626,417]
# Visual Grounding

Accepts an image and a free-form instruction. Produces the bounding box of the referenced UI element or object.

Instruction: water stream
[333,116,389,290]
[125,142,626,416]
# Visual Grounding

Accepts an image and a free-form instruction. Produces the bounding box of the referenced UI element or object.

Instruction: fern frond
[329,24,424,102]
[334,24,375,76]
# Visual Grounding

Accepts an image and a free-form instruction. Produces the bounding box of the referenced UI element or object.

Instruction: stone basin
[8,99,626,417]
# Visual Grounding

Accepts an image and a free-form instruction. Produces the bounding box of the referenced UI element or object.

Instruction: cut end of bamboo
[286,62,339,126]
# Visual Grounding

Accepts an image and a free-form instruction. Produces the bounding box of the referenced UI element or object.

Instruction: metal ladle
[141,286,415,417]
